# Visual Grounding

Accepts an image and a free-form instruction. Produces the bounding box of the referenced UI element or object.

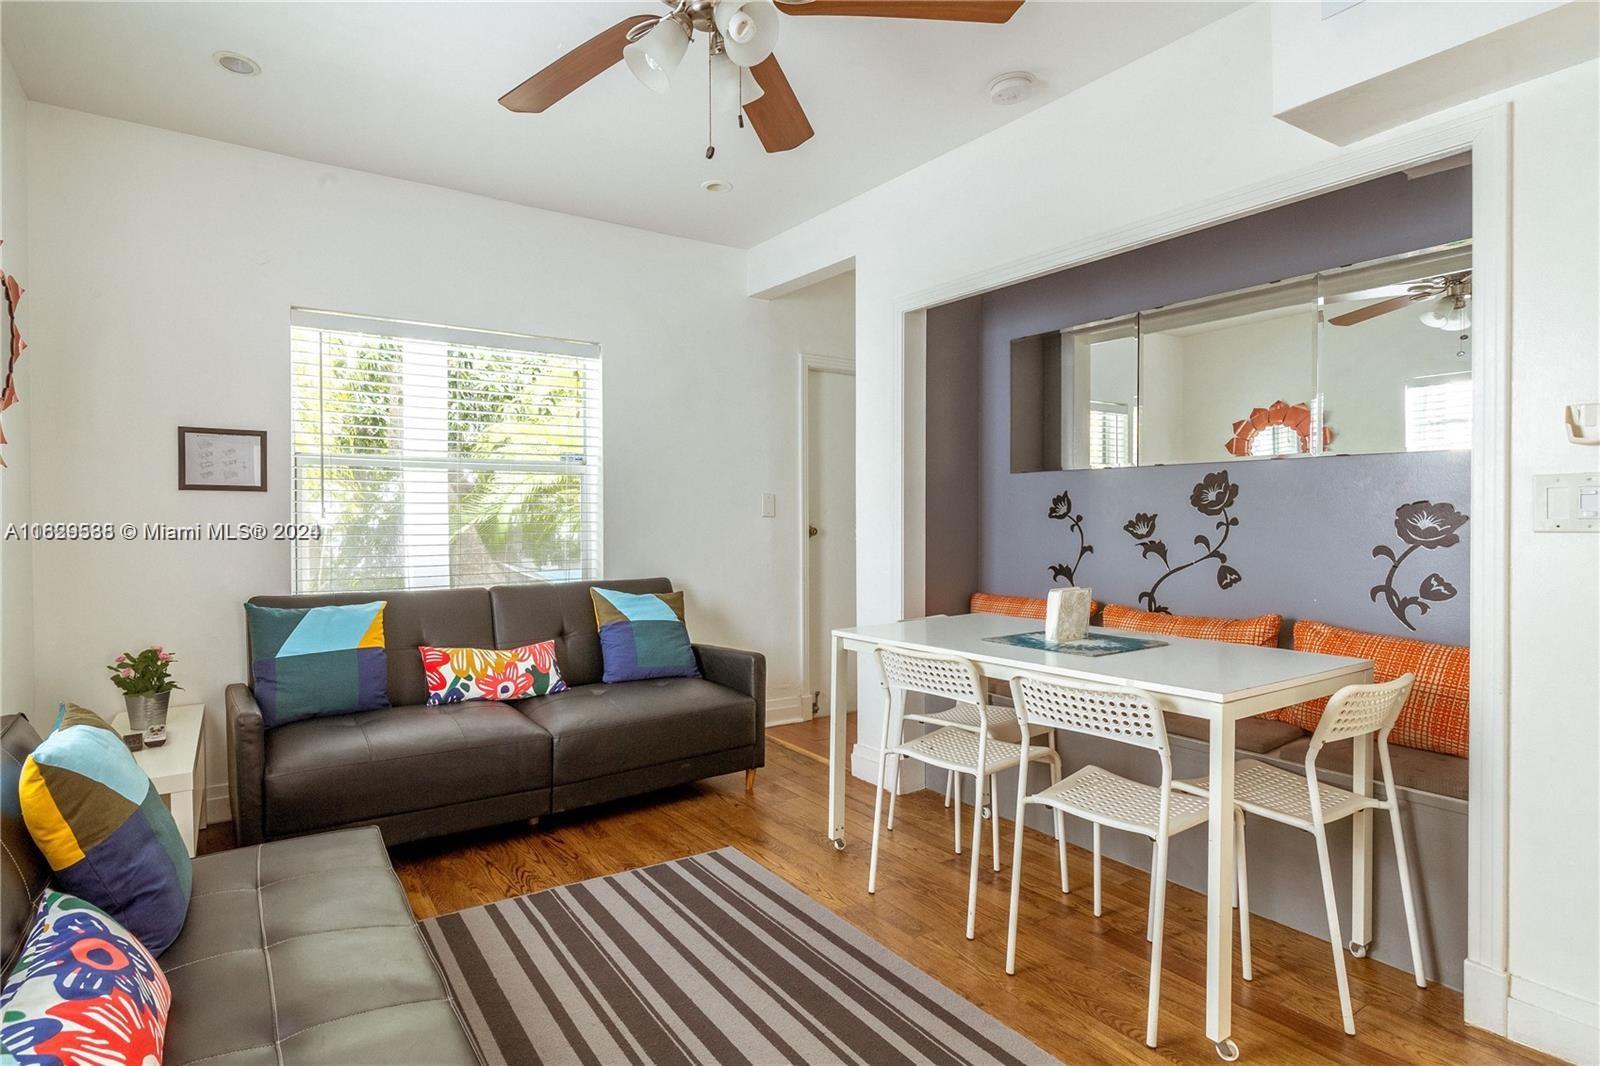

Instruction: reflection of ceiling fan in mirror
[497,0,1025,155]
[1328,271,1472,332]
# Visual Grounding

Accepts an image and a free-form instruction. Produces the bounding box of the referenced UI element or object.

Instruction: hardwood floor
[363,733,1547,1066]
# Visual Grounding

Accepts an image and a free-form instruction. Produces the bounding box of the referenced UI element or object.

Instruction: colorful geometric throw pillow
[0,890,171,1066]
[590,588,700,684]
[420,641,567,705]
[18,705,192,957]
[245,600,389,727]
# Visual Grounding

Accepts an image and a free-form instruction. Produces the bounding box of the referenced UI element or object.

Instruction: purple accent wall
[927,168,1474,643]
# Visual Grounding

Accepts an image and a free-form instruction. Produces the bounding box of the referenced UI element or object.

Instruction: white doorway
[800,354,856,718]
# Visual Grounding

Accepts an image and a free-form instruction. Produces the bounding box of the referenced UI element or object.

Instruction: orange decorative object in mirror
[1224,400,1332,457]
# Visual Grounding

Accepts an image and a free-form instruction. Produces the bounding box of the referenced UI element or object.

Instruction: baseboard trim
[204,783,232,826]
[1507,976,1600,1064]
[1464,959,1511,1034]
[765,696,806,727]
[851,742,925,792]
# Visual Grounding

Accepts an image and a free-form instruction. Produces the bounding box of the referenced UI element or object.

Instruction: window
[1088,401,1131,469]
[290,310,601,593]
[1405,375,1471,452]
[1248,424,1301,457]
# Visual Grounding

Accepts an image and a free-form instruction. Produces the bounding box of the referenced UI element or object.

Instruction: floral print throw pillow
[0,890,171,1066]
[420,640,567,705]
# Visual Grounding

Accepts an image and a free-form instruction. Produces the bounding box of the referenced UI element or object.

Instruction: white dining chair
[1002,672,1217,1050]
[928,696,1055,862]
[1176,674,1427,1035]
[868,646,1063,940]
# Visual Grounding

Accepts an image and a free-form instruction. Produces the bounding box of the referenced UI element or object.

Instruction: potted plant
[108,646,181,746]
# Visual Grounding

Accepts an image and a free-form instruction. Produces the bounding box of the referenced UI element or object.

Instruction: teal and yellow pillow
[245,601,389,727]
[590,588,700,684]
[19,705,192,956]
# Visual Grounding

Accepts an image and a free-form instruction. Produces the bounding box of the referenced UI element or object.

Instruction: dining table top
[833,612,1373,706]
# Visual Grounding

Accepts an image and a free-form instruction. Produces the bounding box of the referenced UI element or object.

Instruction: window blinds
[1404,375,1472,452]
[289,310,602,594]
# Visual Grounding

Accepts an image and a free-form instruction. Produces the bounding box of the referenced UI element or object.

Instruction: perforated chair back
[1009,673,1169,754]
[1308,674,1414,749]
[874,645,986,706]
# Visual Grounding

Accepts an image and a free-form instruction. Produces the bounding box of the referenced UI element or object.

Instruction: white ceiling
[2,1,1241,247]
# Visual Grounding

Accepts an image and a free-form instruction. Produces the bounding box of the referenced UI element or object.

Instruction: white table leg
[827,633,847,848]
[170,789,198,858]
[1350,731,1375,954]
[1205,714,1238,1060]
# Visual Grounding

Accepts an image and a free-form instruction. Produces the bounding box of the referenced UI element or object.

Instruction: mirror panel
[1317,247,1473,456]
[1138,280,1318,466]
[1006,242,1471,471]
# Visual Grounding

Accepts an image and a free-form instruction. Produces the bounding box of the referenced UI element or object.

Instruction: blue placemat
[983,631,1168,656]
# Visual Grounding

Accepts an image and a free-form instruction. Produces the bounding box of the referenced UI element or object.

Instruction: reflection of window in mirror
[1318,243,1472,455]
[1405,373,1472,451]
[1089,401,1131,468]
[1249,424,1301,457]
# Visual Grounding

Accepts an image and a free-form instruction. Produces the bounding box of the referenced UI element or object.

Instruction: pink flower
[118,668,133,679]
[152,646,164,655]
[157,652,173,662]
[115,654,128,664]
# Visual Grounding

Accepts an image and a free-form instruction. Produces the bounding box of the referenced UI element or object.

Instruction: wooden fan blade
[744,56,815,152]
[1327,292,1425,327]
[499,14,657,113]
[776,0,1023,22]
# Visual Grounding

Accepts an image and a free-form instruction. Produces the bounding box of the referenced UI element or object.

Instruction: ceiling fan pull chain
[706,47,716,159]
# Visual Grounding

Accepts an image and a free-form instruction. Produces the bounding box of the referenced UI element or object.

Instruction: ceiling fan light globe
[717,0,779,67]
[711,52,765,110]
[623,17,689,93]
[1420,294,1470,332]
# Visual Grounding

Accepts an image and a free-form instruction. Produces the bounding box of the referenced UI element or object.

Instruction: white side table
[112,702,207,857]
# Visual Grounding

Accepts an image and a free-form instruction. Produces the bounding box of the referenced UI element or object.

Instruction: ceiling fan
[1327,271,1472,332]
[498,0,1026,155]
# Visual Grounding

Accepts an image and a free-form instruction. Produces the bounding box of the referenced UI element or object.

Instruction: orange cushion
[1101,603,1281,648]
[969,592,1100,620]
[1266,620,1468,758]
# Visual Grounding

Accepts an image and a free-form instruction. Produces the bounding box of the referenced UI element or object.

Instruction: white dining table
[826,612,1374,1060]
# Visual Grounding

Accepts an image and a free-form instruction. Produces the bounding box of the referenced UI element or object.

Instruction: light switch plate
[761,492,777,518]
[1533,473,1600,532]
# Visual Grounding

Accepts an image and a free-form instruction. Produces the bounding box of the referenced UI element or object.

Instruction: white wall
[0,50,34,726]
[22,103,852,805]
[747,5,1598,1059]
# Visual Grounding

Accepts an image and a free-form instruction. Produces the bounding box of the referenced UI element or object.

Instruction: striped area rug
[420,848,1057,1066]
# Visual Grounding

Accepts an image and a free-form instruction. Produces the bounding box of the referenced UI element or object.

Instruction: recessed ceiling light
[987,71,1036,106]
[701,179,733,193]
[214,52,261,76]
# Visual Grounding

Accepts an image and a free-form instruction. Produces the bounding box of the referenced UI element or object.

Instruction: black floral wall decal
[1370,500,1469,631]
[1047,490,1094,586]
[1124,470,1243,613]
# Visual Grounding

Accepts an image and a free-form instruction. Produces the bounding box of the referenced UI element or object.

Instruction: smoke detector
[987,71,1036,106]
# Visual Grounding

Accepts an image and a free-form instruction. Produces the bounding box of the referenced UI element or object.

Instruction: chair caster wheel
[831,836,846,851]
[1349,941,1368,958]
[1215,1038,1240,1061]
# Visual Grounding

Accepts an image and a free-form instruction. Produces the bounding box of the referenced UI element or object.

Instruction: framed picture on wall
[178,426,268,491]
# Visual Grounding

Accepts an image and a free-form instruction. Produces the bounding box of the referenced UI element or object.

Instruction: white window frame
[289,309,603,593]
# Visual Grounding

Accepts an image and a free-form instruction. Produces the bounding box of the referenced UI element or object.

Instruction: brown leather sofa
[229,577,765,846]
[2,714,483,1065]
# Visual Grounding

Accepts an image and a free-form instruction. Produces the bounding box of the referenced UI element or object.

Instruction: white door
[807,366,856,716]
